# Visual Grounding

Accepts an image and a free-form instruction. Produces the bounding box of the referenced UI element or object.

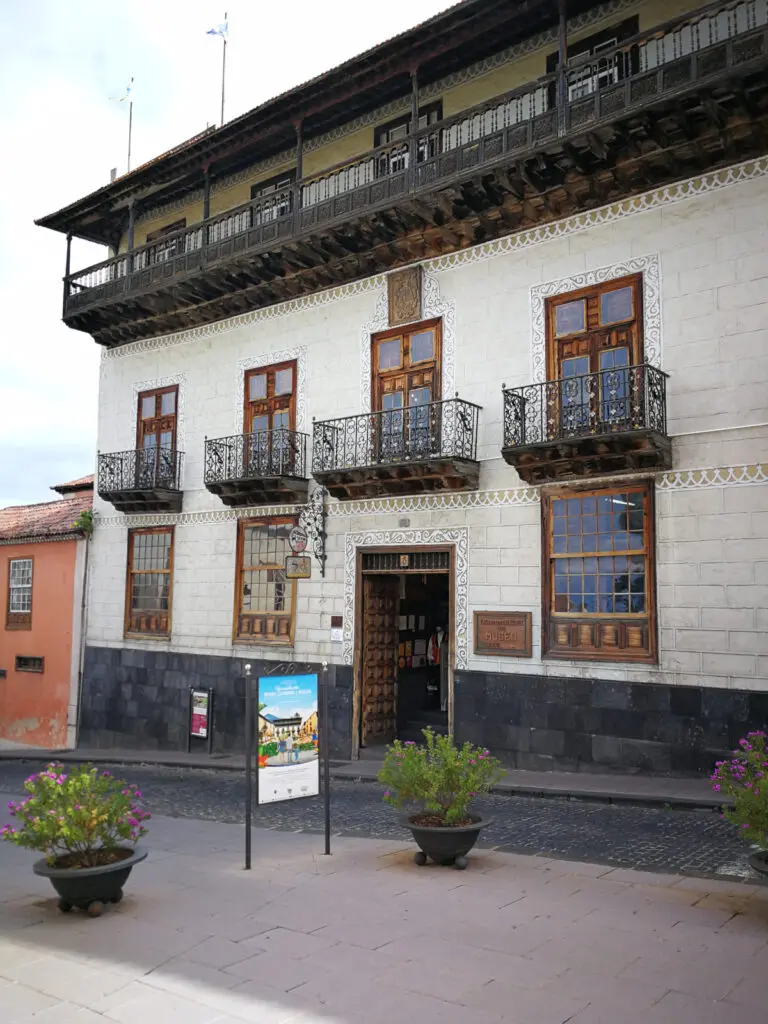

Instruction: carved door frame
[352,543,455,760]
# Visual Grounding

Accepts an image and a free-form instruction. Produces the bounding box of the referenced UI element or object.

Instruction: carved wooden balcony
[204,429,309,506]
[312,397,480,499]
[502,365,671,483]
[57,2,768,347]
[97,448,184,513]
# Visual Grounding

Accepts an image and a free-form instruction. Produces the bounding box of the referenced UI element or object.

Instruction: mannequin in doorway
[428,626,449,713]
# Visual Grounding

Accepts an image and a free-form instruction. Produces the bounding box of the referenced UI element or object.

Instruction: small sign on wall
[474,611,533,658]
[330,615,343,643]
[285,555,312,579]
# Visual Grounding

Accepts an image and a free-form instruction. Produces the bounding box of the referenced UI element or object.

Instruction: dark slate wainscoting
[454,671,768,775]
[80,646,353,758]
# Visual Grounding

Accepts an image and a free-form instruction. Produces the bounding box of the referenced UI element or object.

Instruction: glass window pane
[582,497,596,514]
[566,535,582,552]
[553,534,566,553]
[410,330,435,363]
[273,410,289,430]
[631,595,646,613]
[553,517,566,535]
[409,387,431,407]
[554,299,586,336]
[274,368,293,395]
[555,575,567,593]
[160,391,175,416]
[378,338,401,370]
[249,374,267,401]
[582,534,597,554]
[600,286,633,325]
[141,396,155,419]
[252,415,269,434]
[552,499,566,516]
[383,392,404,411]
[615,594,629,613]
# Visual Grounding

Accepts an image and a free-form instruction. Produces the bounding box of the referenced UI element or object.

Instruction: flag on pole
[110,78,134,103]
[207,21,228,39]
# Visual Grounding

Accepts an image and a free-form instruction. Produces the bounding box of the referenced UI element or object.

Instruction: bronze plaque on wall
[474,611,532,658]
[387,266,422,326]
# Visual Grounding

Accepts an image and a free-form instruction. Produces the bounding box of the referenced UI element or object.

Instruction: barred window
[7,558,33,629]
[544,483,656,662]
[125,528,173,637]
[235,518,295,644]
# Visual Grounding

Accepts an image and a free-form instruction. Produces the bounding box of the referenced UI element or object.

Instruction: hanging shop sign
[284,554,312,579]
[473,611,533,658]
[257,674,319,804]
[289,526,308,554]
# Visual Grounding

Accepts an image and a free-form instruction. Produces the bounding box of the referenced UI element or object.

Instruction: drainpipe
[74,530,91,749]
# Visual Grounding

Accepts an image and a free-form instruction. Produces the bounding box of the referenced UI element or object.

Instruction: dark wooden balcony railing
[65,0,768,310]
[97,447,184,512]
[203,428,309,506]
[313,398,480,473]
[502,364,671,482]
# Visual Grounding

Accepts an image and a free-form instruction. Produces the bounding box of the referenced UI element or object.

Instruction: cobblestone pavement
[0,760,759,882]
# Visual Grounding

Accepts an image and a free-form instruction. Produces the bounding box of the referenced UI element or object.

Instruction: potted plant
[378,729,503,869]
[711,731,768,878]
[1,763,150,916]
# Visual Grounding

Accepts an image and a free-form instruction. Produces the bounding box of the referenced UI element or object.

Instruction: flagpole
[127,100,133,173]
[220,12,227,126]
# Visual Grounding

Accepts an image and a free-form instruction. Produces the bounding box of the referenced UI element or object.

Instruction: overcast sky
[0,0,451,508]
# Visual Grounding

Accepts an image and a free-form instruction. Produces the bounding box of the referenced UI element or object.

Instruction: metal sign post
[322,661,331,856]
[244,663,253,871]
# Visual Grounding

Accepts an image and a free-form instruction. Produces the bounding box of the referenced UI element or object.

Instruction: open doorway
[357,555,451,758]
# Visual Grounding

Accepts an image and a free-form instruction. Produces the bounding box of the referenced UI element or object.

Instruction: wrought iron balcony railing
[97,447,184,495]
[312,397,480,474]
[64,0,768,310]
[503,364,668,449]
[204,429,308,485]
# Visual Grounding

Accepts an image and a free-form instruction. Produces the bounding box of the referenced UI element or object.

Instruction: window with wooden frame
[144,219,187,265]
[6,558,32,630]
[250,170,295,224]
[371,319,442,461]
[125,528,173,638]
[243,360,297,474]
[545,274,643,435]
[136,385,178,487]
[543,482,656,662]
[234,518,296,644]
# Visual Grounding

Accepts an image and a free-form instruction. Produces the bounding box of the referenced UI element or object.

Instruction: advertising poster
[190,690,209,738]
[257,674,319,804]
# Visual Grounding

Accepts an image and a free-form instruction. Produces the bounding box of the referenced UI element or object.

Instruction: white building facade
[79,161,768,770]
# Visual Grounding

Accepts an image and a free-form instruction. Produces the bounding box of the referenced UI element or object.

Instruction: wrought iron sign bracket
[299,486,327,577]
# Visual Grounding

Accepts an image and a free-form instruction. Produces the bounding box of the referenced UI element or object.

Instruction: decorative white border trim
[234,346,308,433]
[657,464,768,490]
[326,487,539,516]
[343,528,469,669]
[103,156,768,362]
[530,254,661,383]
[131,374,187,453]
[359,272,456,413]
[94,464,768,527]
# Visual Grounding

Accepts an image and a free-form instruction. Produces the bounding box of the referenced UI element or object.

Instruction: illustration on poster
[257,674,319,804]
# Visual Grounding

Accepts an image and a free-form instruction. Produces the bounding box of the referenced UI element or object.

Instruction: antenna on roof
[110,167,118,182]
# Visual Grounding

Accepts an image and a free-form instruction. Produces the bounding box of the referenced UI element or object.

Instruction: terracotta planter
[748,850,768,879]
[405,816,490,869]
[33,846,147,916]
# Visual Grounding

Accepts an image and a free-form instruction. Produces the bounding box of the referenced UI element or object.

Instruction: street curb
[0,749,728,811]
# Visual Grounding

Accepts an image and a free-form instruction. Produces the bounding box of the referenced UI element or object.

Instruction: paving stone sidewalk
[1,814,768,1024]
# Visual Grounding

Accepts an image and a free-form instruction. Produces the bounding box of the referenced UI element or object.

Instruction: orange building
[0,476,93,749]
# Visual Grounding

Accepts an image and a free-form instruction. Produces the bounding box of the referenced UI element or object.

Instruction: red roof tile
[0,492,93,543]
[51,475,95,495]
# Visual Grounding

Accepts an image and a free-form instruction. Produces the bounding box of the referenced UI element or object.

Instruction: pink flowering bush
[711,732,768,849]
[378,728,504,825]
[1,763,150,867]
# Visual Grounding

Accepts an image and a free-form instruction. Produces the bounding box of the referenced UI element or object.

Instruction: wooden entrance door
[361,575,399,746]
[372,320,441,462]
